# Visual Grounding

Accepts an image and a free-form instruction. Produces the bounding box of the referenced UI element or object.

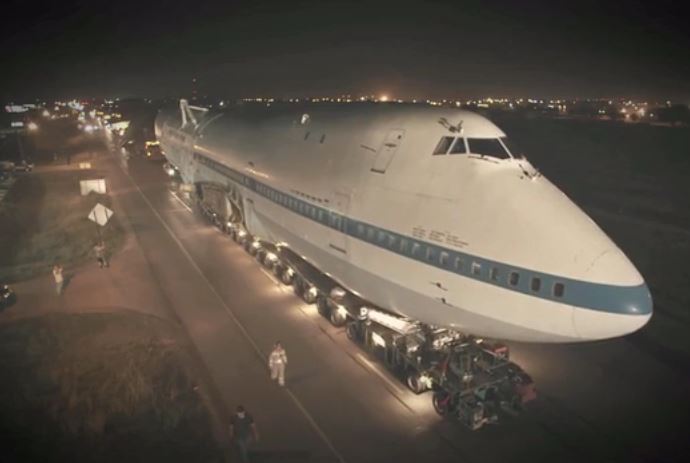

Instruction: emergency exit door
[328,192,350,255]
[371,129,405,173]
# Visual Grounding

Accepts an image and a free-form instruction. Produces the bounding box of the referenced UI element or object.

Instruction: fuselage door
[371,129,405,174]
[328,192,350,256]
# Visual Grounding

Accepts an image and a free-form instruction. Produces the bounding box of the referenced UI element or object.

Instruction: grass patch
[0,311,222,463]
[0,170,125,282]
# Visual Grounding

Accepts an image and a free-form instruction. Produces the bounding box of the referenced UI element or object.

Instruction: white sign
[80,178,106,195]
[79,162,92,169]
[88,203,113,227]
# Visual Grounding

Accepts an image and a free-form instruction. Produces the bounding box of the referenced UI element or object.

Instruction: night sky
[2,0,689,102]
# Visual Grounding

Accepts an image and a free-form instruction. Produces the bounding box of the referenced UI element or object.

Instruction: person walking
[268,341,288,386]
[229,405,259,463]
[52,264,64,295]
[94,241,108,268]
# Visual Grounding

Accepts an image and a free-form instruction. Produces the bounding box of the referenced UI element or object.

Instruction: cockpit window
[467,138,510,159]
[433,136,454,155]
[499,137,524,159]
[449,138,467,154]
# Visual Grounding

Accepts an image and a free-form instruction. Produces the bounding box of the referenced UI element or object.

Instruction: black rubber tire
[280,267,294,285]
[406,371,427,395]
[292,277,303,297]
[329,305,348,327]
[432,391,453,417]
[346,322,360,342]
[272,263,283,277]
[316,296,329,316]
[302,286,317,304]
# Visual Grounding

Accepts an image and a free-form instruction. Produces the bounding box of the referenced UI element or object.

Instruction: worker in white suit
[268,341,288,386]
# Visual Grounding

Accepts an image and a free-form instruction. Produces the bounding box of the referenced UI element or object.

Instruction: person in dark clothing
[229,405,259,462]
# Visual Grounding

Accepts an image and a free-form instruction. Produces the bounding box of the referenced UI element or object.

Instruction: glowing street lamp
[27,121,39,131]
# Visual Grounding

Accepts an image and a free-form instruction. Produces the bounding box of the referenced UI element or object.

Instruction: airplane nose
[571,249,653,340]
[572,301,652,340]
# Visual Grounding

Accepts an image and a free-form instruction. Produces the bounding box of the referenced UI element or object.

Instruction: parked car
[14,160,34,172]
[0,283,15,310]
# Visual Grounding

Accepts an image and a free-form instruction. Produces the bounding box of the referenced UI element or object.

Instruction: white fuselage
[156,103,652,343]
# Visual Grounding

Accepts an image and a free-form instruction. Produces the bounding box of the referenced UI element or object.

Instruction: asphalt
[9,141,689,463]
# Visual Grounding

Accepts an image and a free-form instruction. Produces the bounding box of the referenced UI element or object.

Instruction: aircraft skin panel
[156,103,652,342]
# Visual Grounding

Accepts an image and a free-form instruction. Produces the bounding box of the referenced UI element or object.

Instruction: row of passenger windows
[432,136,515,160]
[354,222,566,298]
[219,160,565,300]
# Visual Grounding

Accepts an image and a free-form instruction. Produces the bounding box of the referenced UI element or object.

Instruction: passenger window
[509,271,520,286]
[400,239,409,254]
[490,267,499,281]
[377,231,387,243]
[387,234,397,248]
[454,257,464,271]
[471,262,482,275]
[357,224,365,236]
[531,277,541,292]
[411,243,421,256]
[367,227,376,242]
[467,138,510,159]
[553,282,565,298]
[433,136,455,155]
[426,246,436,262]
[449,138,467,154]
[439,252,449,266]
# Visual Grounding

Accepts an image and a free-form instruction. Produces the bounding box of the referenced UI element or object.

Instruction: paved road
[106,149,689,463]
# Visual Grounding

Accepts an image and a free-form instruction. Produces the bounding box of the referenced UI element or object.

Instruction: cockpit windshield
[466,138,510,159]
[499,137,525,159]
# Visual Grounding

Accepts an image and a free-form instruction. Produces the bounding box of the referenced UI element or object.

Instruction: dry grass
[0,311,221,462]
[0,169,125,282]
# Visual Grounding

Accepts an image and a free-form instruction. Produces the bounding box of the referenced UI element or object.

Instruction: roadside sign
[80,178,106,195]
[88,203,113,227]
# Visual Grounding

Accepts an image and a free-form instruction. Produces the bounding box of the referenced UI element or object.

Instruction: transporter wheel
[316,296,329,316]
[329,305,348,327]
[272,263,283,277]
[280,267,294,285]
[292,276,303,297]
[406,371,428,395]
[302,286,317,304]
[346,322,361,343]
[432,390,455,417]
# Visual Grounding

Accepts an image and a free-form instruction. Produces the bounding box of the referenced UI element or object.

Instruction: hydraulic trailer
[203,211,537,430]
[345,313,536,430]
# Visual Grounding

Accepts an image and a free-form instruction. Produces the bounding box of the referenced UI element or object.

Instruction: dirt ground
[0,310,222,463]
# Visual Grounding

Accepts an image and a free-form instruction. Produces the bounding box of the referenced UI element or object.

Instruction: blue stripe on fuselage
[193,151,652,316]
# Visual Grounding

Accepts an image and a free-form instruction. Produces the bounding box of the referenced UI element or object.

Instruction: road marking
[355,352,407,397]
[170,191,192,212]
[260,267,282,286]
[117,163,347,463]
